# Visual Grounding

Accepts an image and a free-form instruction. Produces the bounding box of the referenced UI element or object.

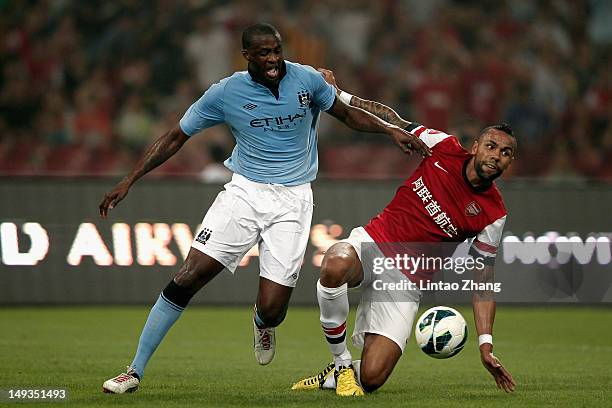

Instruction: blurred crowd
[0,0,610,181]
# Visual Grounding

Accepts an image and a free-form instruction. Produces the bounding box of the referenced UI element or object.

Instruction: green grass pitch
[1,305,610,407]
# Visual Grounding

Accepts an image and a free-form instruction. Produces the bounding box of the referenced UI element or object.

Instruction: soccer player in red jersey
[292,69,516,396]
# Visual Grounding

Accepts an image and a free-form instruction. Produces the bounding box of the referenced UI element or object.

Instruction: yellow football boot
[291,362,335,390]
[334,365,364,397]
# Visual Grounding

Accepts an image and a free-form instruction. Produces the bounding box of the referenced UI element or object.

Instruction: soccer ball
[414,306,468,359]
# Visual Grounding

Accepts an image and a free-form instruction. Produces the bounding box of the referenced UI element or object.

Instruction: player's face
[471,130,516,182]
[242,34,284,87]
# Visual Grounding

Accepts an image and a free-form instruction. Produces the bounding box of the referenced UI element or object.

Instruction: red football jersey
[364,123,507,270]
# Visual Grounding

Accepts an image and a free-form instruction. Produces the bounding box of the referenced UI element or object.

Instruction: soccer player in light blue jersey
[99,23,431,394]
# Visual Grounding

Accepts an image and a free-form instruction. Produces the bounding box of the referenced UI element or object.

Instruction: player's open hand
[317,68,339,90]
[480,350,516,392]
[391,127,432,157]
[99,179,131,219]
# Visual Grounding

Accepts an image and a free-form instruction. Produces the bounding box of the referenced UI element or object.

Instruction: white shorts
[340,227,421,352]
[191,173,313,288]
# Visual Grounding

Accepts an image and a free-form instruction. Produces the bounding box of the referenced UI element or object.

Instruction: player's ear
[470,139,479,155]
[241,49,250,61]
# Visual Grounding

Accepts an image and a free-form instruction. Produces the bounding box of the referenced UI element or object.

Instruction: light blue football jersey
[179,61,336,186]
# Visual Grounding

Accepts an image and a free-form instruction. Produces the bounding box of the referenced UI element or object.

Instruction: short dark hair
[480,123,514,138]
[242,23,281,49]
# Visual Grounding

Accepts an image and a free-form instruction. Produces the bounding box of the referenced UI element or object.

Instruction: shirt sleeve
[179,81,226,136]
[306,66,336,112]
[405,122,452,148]
[469,215,506,266]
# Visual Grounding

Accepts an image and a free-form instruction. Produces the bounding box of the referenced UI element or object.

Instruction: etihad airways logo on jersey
[249,112,305,130]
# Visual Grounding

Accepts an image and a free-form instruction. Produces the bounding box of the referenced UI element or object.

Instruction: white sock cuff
[317,280,348,300]
[334,352,353,369]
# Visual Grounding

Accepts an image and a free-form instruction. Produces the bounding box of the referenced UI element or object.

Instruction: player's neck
[463,158,492,192]
[248,61,286,98]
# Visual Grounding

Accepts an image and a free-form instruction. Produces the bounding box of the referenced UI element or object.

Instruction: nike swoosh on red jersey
[434,161,449,173]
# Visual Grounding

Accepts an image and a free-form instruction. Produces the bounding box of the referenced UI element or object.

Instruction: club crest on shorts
[196,228,212,245]
[465,201,481,217]
[297,90,311,107]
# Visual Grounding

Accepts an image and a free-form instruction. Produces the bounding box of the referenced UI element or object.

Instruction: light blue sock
[253,305,266,329]
[130,294,184,379]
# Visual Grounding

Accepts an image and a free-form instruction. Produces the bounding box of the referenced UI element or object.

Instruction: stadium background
[1,0,610,305]
[1,1,611,407]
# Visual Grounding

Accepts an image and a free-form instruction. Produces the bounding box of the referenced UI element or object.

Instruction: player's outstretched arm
[472,265,516,392]
[318,68,412,130]
[349,95,410,129]
[326,97,430,156]
[99,125,189,218]
[320,71,430,156]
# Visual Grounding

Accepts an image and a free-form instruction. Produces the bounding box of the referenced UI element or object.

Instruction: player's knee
[173,252,223,293]
[361,373,386,392]
[361,379,383,393]
[172,270,199,294]
[320,246,354,287]
[360,362,389,393]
